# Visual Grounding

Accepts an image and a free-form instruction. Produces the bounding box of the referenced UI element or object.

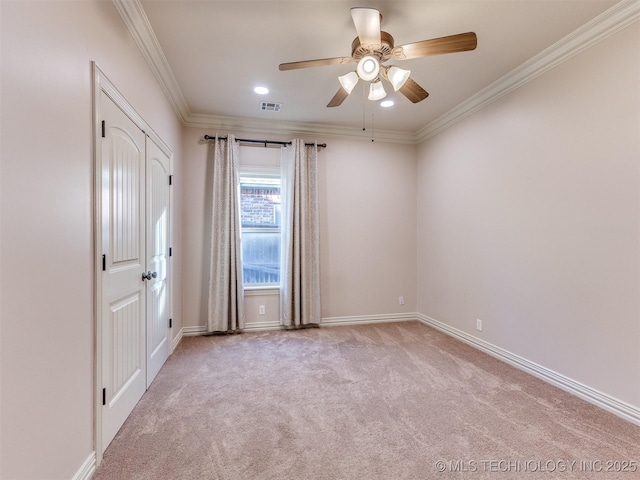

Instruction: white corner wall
[0,1,183,478]
[416,23,640,410]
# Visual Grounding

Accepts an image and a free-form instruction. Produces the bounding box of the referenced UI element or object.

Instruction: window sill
[244,286,280,296]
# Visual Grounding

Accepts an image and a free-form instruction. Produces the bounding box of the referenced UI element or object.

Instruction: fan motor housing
[351,31,395,61]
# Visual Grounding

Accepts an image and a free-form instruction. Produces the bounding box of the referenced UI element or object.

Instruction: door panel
[111,132,141,264]
[109,293,142,398]
[100,92,147,450]
[146,138,171,386]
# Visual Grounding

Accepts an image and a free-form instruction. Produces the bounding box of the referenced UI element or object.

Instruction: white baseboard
[416,313,640,426]
[171,327,184,352]
[243,313,416,331]
[180,324,284,334]
[182,313,417,335]
[182,325,207,336]
[321,312,417,327]
[182,322,284,333]
[244,320,282,331]
[72,452,96,480]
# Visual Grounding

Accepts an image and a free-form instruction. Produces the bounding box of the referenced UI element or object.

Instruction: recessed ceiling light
[380,100,394,108]
[254,86,269,95]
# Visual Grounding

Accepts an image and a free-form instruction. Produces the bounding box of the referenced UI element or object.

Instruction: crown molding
[416,0,640,143]
[114,0,639,145]
[184,113,417,144]
[111,0,417,144]
[112,0,191,124]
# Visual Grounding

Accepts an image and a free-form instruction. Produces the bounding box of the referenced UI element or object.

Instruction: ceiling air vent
[260,101,282,112]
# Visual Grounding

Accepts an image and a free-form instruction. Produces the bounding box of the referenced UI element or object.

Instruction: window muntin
[239,174,281,286]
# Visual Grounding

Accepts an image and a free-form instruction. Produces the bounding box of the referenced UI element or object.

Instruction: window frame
[238,165,282,291]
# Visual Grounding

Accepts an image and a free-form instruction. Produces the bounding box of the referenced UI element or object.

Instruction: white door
[95,69,174,458]
[145,137,171,386]
[100,92,147,449]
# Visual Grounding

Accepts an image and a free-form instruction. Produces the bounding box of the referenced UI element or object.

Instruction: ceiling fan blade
[327,87,349,108]
[398,77,429,103]
[351,7,381,47]
[279,57,354,71]
[393,32,477,60]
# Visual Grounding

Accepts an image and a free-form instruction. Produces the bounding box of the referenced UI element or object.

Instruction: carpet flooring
[93,321,640,479]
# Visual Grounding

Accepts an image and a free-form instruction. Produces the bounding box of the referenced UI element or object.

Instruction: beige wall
[416,23,640,408]
[319,138,417,319]
[0,1,183,478]
[181,128,417,328]
[2,1,637,478]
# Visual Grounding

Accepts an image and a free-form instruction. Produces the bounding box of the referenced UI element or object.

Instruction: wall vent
[260,102,282,112]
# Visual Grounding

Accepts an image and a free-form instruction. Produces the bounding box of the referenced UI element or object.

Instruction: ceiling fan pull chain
[371,111,375,142]
[362,84,366,132]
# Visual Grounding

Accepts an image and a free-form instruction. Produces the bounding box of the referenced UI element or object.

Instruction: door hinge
[102,254,106,272]
[169,175,173,186]
[102,388,106,406]
[169,318,173,329]
[169,247,172,257]
[101,120,105,138]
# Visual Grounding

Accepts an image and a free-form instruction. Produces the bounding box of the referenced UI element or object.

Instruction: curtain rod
[203,135,326,148]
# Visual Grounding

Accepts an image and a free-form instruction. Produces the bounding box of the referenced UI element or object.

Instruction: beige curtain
[280,140,321,327]
[207,135,244,333]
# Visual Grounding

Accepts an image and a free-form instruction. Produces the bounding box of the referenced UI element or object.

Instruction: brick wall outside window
[241,185,280,227]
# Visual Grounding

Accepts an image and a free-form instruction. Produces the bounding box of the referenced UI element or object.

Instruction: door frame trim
[92,63,173,466]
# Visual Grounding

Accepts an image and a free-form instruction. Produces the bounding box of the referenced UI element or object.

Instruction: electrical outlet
[259,305,266,315]
[476,319,482,331]
[399,296,405,305]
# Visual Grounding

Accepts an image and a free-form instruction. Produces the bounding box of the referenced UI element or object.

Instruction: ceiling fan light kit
[368,79,387,101]
[338,71,359,94]
[278,7,477,108]
[387,66,411,91]
[356,55,380,81]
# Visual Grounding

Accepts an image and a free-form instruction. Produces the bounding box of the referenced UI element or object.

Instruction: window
[239,173,281,286]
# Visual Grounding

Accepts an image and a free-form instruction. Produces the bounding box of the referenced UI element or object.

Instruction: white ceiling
[133,0,619,139]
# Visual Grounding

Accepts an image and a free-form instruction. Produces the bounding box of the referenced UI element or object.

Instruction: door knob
[142,271,158,281]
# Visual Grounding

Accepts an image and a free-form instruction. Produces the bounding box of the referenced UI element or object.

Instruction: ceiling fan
[279,7,477,107]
